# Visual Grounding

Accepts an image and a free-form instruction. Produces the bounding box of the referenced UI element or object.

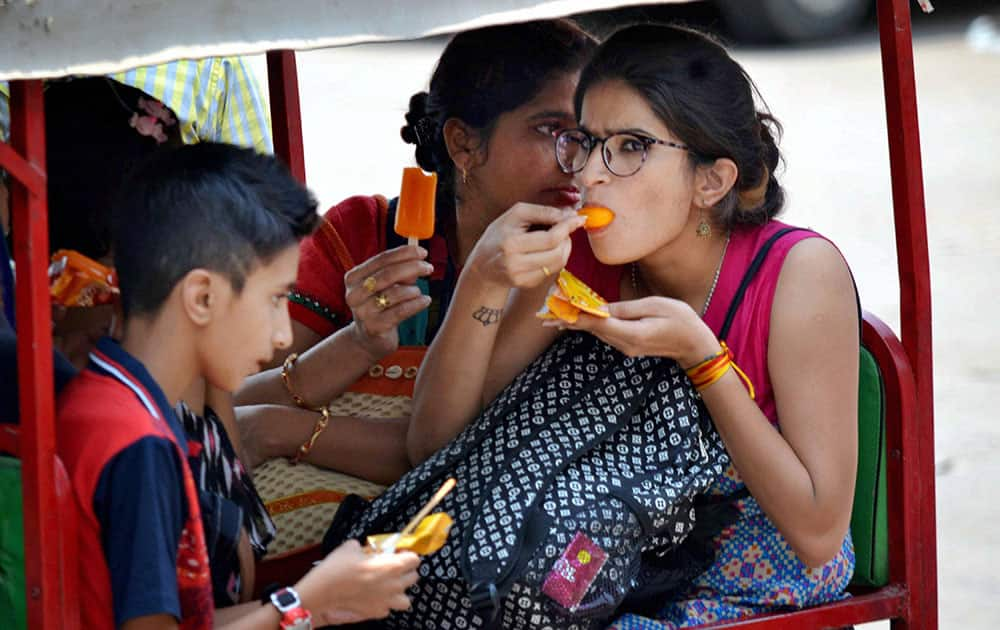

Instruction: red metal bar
[9,79,61,629]
[267,50,307,184]
[875,1,937,627]
[703,586,907,629]
[0,142,46,195]
[0,425,19,455]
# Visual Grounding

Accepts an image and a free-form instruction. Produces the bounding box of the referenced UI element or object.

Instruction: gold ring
[362,275,378,294]
[374,293,391,310]
[541,266,552,278]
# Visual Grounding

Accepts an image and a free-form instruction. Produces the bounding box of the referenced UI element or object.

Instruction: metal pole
[9,79,60,630]
[875,0,937,627]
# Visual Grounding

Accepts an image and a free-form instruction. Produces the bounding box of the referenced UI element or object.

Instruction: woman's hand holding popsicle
[466,203,587,291]
[344,245,434,362]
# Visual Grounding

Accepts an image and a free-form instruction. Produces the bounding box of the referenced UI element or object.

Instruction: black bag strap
[719,227,806,341]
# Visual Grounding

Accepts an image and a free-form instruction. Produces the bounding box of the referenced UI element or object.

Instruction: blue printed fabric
[610,466,854,628]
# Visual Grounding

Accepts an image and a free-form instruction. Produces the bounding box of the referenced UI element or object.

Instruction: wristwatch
[269,587,312,630]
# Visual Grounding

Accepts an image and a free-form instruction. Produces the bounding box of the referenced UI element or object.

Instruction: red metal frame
[267,50,307,184]
[2,0,935,627]
[876,0,937,627]
[5,79,67,630]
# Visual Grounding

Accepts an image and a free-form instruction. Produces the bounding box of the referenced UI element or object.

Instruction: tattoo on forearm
[472,306,503,327]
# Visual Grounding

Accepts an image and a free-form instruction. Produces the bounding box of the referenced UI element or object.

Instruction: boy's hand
[297,540,420,623]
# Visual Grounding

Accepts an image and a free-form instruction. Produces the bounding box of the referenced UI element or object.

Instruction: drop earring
[696,206,712,238]
[461,168,469,185]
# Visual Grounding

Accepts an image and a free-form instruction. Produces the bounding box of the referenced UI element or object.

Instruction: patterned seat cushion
[254,457,386,556]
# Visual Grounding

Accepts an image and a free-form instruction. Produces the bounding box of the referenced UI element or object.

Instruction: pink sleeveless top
[570,222,855,625]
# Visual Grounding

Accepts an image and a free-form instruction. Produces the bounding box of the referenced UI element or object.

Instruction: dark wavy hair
[112,143,318,318]
[400,19,597,229]
[576,24,785,227]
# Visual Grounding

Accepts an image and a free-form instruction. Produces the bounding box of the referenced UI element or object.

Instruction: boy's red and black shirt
[57,336,213,629]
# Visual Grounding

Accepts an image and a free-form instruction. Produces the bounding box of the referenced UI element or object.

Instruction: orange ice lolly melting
[577,206,615,230]
[395,167,437,245]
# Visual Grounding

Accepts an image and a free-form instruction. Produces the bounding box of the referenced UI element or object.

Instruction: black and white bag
[327,332,730,629]
[324,228,810,629]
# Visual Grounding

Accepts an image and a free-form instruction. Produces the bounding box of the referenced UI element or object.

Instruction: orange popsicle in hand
[395,167,437,245]
[577,206,615,231]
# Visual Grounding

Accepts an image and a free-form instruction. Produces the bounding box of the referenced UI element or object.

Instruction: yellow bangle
[290,407,332,465]
[281,353,323,411]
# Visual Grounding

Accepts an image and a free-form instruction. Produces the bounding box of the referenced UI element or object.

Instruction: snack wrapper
[366,512,453,556]
[49,249,119,307]
[541,531,608,611]
[536,268,610,324]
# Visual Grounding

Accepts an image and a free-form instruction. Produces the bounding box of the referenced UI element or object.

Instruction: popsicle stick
[400,477,456,537]
[408,236,418,247]
[379,477,456,555]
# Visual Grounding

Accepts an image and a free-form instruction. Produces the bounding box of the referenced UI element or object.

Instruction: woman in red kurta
[233,20,597,482]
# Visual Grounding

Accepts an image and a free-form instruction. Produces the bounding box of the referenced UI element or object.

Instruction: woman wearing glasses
[409,24,858,626]
[233,20,597,480]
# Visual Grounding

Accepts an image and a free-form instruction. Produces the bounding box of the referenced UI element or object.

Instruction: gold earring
[461,168,469,185]
[696,211,712,238]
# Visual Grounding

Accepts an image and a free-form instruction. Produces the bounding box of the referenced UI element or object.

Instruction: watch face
[272,587,301,611]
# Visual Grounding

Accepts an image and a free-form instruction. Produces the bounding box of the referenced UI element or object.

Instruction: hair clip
[413,116,438,147]
[104,79,177,145]
[128,97,178,144]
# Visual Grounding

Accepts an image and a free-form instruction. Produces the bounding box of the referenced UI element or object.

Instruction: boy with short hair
[57,143,419,630]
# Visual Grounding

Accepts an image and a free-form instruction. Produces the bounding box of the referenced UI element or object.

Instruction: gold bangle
[281,353,322,411]
[290,407,332,465]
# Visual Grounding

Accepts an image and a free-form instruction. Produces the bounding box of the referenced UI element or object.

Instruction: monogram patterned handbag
[329,332,730,629]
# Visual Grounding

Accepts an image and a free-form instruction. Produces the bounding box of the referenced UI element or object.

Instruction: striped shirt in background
[0,56,272,153]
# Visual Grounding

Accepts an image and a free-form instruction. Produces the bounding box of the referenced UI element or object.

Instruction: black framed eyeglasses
[554,128,693,177]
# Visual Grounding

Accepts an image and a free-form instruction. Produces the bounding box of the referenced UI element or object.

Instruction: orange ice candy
[577,206,615,230]
[395,167,437,243]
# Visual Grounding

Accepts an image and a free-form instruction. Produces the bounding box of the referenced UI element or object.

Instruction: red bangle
[685,341,756,399]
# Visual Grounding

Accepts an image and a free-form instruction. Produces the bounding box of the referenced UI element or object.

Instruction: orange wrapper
[395,167,437,242]
[577,206,615,231]
[536,269,610,324]
[49,249,119,307]
[367,512,453,556]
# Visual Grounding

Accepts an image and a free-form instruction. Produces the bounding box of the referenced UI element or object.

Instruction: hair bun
[737,165,769,211]
[401,91,432,146]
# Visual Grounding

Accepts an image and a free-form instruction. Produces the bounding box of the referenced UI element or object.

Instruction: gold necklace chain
[631,232,731,317]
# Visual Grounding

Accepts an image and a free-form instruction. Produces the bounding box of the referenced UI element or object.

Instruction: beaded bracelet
[290,406,332,465]
[685,341,756,400]
[281,352,323,412]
